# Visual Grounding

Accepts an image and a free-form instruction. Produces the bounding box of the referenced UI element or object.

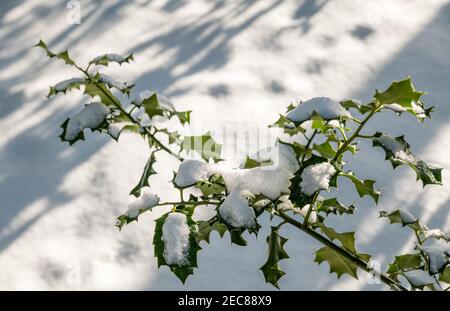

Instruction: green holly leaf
[153,212,201,283]
[340,172,380,204]
[141,93,165,118]
[129,151,158,197]
[374,77,431,120]
[170,110,192,125]
[48,78,86,97]
[182,132,222,162]
[35,40,75,66]
[379,209,421,231]
[387,253,423,275]
[313,141,337,159]
[196,219,228,244]
[372,133,442,186]
[270,114,305,136]
[374,77,424,107]
[196,174,226,197]
[317,224,360,254]
[260,226,290,288]
[317,198,355,216]
[96,73,134,95]
[315,246,370,279]
[84,82,117,107]
[90,53,134,66]
[439,266,450,284]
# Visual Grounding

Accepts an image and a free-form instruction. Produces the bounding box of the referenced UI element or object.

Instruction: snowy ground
[1,0,449,290]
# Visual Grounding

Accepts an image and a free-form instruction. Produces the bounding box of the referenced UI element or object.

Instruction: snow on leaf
[373,133,442,186]
[379,209,421,231]
[423,228,450,242]
[418,244,450,274]
[153,212,201,283]
[286,97,352,123]
[260,226,289,288]
[299,161,336,196]
[48,78,85,97]
[402,270,435,288]
[218,189,256,229]
[91,53,134,66]
[60,102,110,145]
[84,82,117,107]
[116,187,159,230]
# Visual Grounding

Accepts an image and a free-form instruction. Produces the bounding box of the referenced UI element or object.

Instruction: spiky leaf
[153,212,201,283]
[260,226,289,288]
[340,172,380,203]
[372,133,442,186]
[129,151,158,197]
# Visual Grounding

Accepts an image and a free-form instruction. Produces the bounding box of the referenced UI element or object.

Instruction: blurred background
[0,0,449,290]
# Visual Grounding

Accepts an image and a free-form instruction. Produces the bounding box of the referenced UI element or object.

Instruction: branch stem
[278,210,408,291]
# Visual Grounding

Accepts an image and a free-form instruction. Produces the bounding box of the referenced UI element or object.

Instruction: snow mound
[162,213,190,265]
[125,187,160,218]
[219,189,256,228]
[54,77,85,91]
[403,270,434,287]
[300,162,336,196]
[376,135,416,162]
[65,102,110,141]
[286,97,352,123]
[174,144,298,200]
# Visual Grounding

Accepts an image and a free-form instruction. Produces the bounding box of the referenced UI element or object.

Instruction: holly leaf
[129,151,157,197]
[196,174,226,197]
[374,77,424,107]
[439,266,450,284]
[153,212,201,283]
[317,198,355,216]
[313,141,337,159]
[315,247,369,279]
[84,82,117,107]
[90,53,134,66]
[141,93,165,118]
[372,133,442,186]
[260,226,289,288]
[59,102,110,145]
[317,224,359,254]
[374,77,432,120]
[35,40,75,66]
[182,132,222,162]
[196,219,228,244]
[170,110,192,125]
[387,253,423,275]
[379,209,421,231]
[402,270,435,289]
[48,78,86,97]
[340,172,380,203]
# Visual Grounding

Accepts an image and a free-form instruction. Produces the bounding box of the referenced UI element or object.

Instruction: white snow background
[0,0,449,290]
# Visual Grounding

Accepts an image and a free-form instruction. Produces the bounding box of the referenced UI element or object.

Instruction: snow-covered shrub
[37,41,450,291]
